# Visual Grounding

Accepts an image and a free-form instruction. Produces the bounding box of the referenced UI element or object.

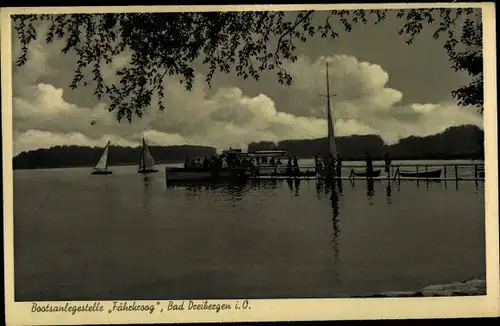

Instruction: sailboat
[321,62,380,179]
[91,141,112,175]
[138,137,159,174]
[318,62,338,180]
[325,61,337,162]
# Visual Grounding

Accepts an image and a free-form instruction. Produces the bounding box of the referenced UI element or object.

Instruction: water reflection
[284,178,302,196]
[142,176,152,216]
[329,186,340,263]
[314,179,342,265]
[225,182,245,206]
[167,180,250,206]
[294,178,301,197]
[337,179,344,196]
[366,179,375,205]
[386,182,392,205]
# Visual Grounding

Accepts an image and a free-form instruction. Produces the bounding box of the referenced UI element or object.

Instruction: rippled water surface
[13,160,486,301]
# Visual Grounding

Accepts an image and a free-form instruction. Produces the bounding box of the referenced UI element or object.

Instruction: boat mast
[104,141,110,170]
[141,138,146,171]
[325,62,337,157]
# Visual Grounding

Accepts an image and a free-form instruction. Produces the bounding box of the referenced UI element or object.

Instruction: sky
[10,8,484,156]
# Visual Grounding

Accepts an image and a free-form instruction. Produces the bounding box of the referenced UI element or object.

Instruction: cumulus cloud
[11,34,483,157]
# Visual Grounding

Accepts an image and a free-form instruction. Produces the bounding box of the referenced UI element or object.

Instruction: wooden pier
[247,162,485,183]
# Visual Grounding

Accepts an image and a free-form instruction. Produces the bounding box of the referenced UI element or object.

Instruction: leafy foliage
[395,8,483,112]
[13,8,484,122]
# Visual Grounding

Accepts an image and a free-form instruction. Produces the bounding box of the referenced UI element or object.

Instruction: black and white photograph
[2,3,499,325]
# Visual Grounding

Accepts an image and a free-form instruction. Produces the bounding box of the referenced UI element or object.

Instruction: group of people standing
[314,152,392,179]
[184,151,393,179]
[314,153,343,179]
[184,154,254,170]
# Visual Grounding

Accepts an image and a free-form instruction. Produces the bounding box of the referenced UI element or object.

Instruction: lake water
[13,160,486,301]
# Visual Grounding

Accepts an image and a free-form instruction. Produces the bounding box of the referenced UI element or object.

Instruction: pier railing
[342,162,485,181]
[165,162,485,183]
[287,162,485,182]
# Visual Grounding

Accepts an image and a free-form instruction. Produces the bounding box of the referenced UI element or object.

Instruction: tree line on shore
[13,145,216,170]
[249,125,483,161]
[13,125,483,170]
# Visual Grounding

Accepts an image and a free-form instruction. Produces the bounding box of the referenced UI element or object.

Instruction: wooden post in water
[454,165,459,181]
[425,165,428,180]
[474,164,478,187]
[444,165,447,178]
[416,165,419,175]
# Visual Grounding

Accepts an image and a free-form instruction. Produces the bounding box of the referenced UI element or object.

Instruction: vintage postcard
[2,2,499,325]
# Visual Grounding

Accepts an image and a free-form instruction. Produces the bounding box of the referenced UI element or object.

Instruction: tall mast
[326,62,337,157]
[104,140,110,169]
[141,138,146,170]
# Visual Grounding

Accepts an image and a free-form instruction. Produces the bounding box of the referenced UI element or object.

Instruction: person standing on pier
[327,153,336,180]
[293,155,300,176]
[202,157,210,169]
[365,152,373,175]
[287,156,293,176]
[336,153,343,178]
[315,154,322,176]
[384,153,392,177]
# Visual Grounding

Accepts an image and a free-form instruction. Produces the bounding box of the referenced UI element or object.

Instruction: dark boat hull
[399,169,442,178]
[165,167,242,182]
[91,170,112,175]
[352,169,381,178]
[138,169,159,174]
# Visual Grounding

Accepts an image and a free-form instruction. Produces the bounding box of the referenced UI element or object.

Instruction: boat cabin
[247,150,291,166]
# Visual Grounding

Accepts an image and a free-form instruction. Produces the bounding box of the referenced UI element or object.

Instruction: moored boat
[165,166,248,182]
[399,169,442,178]
[247,150,291,175]
[165,147,303,182]
[352,169,382,178]
[91,141,112,175]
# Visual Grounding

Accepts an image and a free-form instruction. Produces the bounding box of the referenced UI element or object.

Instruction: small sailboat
[138,137,159,174]
[91,141,112,175]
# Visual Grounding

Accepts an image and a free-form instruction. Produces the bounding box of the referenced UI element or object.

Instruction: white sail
[94,141,110,170]
[143,145,156,168]
[326,62,337,157]
[139,138,156,170]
